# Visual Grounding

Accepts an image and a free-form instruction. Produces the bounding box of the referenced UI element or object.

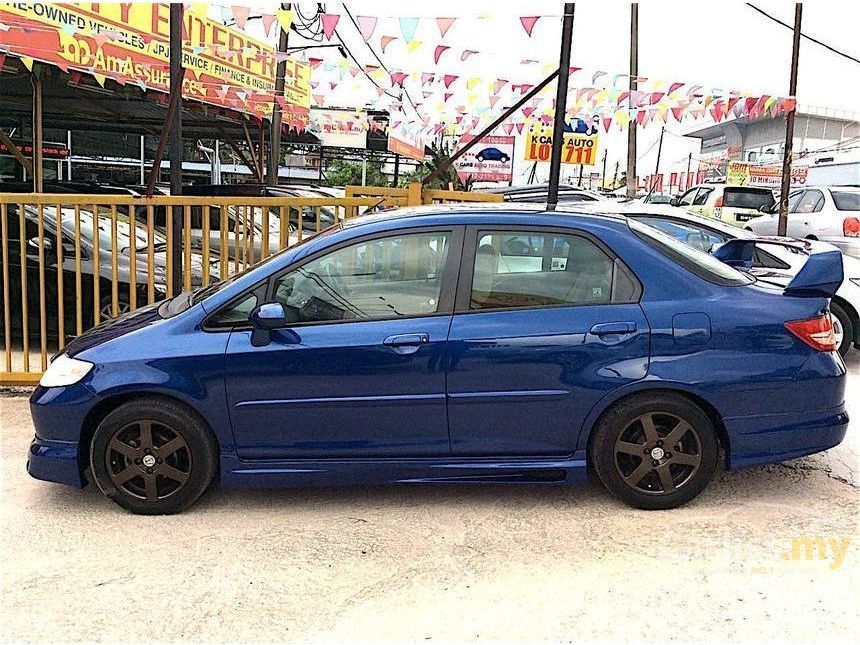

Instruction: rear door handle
[383,333,430,354]
[590,322,637,336]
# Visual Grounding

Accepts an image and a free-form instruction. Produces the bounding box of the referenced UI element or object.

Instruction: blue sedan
[28,205,849,514]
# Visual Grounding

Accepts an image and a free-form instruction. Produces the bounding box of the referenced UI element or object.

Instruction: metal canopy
[0,60,320,144]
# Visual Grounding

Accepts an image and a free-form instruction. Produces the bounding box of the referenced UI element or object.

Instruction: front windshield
[189,222,341,306]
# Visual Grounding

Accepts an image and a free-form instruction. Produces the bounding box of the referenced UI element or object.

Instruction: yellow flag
[276,9,295,35]
[21,56,34,71]
[93,72,107,87]
[407,40,423,53]
[466,77,481,90]
[190,3,207,18]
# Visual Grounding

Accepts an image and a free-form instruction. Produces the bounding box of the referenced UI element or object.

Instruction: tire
[89,397,218,514]
[97,293,131,325]
[591,393,720,510]
[830,301,854,357]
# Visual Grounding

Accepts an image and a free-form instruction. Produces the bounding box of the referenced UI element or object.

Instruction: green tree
[400,138,472,190]
[324,159,388,187]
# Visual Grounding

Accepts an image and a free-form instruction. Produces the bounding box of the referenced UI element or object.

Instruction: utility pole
[267,2,291,186]
[778,3,802,236]
[685,152,692,192]
[31,73,43,192]
[546,3,575,210]
[612,161,619,191]
[601,149,607,192]
[626,3,638,198]
[392,153,400,187]
[169,2,183,294]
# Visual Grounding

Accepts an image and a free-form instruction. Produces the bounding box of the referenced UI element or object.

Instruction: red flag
[421,73,434,86]
[443,74,458,88]
[502,123,514,135]
[519,16,540,37]
[667,82,684,95]
[602,117,613,132]
[515,123,525,134]
[444,93,453,102]
[493,79,508,94]
[782,97,797,114]
[380,35,397,53]
[260,13,277,36]
[320,13,340,40]
[434,45,450,64]
[390,71,408,87]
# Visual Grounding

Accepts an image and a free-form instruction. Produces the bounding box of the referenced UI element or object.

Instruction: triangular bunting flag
[276,8,295,35]
[261,14,277,37]
[436,17,455,38]
[231,5,250,29]
[519,16,540,37]
[380,35,397,53]
[357,15,377,42]
[461,50,478,61]
[443,74,458,88]
[320,13,340,40]
[399,17,419,43]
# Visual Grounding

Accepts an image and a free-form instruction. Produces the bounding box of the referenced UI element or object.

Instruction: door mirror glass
[669,197,680,207]
[250,302,287,330]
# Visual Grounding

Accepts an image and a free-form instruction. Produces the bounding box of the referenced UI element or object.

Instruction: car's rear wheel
[90,398,218,514]
[591,394,719,510]
[830,301,853,357]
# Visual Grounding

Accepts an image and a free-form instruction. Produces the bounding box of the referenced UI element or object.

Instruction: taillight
[843,217,860,237]
[785,314,837,352]
[714,196,724,208]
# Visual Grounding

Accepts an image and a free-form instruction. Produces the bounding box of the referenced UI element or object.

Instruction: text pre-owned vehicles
[583,202,860,356]
[673,182,776,226]
[746,186,860,258]
[28,204,847,514]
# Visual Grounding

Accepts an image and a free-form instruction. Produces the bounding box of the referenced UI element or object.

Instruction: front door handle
[383,333,430,354]
[590,322,636,336]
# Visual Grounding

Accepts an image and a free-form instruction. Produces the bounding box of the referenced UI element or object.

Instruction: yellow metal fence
[0,185,502,385]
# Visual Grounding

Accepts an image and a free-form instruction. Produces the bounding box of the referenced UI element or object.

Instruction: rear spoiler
[712,237,844,298]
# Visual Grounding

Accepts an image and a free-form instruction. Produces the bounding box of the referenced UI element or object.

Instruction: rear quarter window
[628,219,754,286]
[832,191,860,211]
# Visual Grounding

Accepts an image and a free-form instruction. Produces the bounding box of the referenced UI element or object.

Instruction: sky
[219,0,860,185]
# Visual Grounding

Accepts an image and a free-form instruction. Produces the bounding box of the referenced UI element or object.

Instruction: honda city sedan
[27,205,848,514]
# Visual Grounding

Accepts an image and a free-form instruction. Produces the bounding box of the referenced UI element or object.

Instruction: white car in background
[580,201,860,356]
[672,183,776,227]
[746,186,860,258]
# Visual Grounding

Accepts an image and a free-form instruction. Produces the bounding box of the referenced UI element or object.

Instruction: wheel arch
[579,385,730,467]
[79,391,221,479]
[831,295,859,344]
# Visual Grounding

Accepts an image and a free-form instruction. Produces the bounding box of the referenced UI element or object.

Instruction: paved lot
[1,355,858,643]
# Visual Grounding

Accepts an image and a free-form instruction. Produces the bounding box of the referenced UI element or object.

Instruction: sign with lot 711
[523,119,600,165]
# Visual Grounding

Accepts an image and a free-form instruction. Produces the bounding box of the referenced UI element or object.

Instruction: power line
[746,3,860,66]
[339,5,421,118]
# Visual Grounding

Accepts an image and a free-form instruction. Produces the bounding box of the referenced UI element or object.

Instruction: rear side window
[723,188,775,210]
[629,219,754,286]
[469,230,638,310]
[833,191,860,211]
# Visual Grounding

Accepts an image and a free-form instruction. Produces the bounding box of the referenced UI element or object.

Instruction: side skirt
[219,452,589,488]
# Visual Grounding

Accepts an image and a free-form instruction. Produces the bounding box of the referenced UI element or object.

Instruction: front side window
[678,188,698,206]
[271,231,451,323]
[692,188,713,206]
[470,230,632,310]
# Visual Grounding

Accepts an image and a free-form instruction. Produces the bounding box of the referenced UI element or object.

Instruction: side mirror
[28,237,55,255]
[250,302,287,330]
[249,302,288,347]
[759,204,773,214]
[669,197,680,207]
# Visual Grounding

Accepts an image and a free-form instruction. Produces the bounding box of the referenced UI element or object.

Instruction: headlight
[39,354,94,388]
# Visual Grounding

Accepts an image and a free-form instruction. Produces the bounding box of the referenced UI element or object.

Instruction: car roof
[342,202,628,230]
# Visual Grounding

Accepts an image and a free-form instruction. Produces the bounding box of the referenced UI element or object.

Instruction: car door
[446,226,650,456]
[219,227,463,459]
[787,189,824,238]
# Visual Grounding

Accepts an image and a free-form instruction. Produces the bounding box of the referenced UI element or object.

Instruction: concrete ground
[0,356,858,644]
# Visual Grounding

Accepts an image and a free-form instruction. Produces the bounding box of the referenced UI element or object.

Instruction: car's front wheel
[89,398,218,514]
[591,393,720,510]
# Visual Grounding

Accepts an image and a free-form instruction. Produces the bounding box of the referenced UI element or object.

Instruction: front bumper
[27,436,86,488]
